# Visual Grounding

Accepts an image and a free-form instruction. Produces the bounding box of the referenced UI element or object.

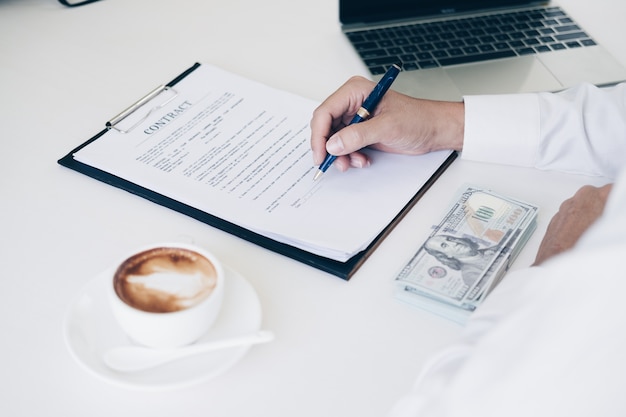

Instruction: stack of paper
[69,63,454,264]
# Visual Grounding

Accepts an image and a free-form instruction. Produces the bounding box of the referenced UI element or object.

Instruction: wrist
[431,101,465,152]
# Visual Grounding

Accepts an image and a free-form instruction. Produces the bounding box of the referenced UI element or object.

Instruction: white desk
[0,0,623,415]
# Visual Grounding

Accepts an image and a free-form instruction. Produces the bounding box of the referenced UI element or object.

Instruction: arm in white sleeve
[462,82,626,179]
[387,170,626,417]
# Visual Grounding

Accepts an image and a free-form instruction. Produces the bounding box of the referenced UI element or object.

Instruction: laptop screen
[340,0,542,25]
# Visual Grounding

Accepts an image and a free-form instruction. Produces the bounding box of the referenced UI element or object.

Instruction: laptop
[340,0,626,100]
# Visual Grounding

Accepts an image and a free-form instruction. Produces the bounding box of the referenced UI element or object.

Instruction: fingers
[533,183,613,265]
[332,152,371,172]
[310,76,375,165]
[310,108,334,165]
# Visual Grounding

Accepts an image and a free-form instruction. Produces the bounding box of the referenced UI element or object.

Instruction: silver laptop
[340,0,626,100]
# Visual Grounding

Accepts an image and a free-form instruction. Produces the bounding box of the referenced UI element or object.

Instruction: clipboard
[58,63,457,280]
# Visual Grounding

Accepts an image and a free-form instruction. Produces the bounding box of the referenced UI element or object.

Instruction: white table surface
[0,0,623,415]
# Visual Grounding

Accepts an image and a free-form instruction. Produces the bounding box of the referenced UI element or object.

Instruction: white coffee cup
[108,243,225,349]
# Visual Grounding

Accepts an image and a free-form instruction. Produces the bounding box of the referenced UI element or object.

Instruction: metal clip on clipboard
[106,85,178,134]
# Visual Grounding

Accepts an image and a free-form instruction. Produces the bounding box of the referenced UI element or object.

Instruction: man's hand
[533,184,613,265]
[310,76,465,173]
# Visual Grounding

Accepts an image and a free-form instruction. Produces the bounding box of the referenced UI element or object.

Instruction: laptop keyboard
[345,6,596,75]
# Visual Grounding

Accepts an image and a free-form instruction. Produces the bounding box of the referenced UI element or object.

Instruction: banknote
[465,203,538,304]
[395,185,538,315]
[395,213,537,323]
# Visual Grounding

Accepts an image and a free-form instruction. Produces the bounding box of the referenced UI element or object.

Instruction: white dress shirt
[388,82,626,417]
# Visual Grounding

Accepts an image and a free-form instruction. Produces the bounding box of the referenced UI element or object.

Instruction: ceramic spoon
[104,330,274,372]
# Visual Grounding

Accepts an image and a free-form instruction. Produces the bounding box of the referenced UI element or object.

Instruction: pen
[313,62,402,180]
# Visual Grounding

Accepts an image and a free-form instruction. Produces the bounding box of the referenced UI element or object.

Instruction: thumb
[326,122,375,156]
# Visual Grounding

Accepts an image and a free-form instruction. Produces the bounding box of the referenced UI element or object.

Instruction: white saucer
[63,265,262,391]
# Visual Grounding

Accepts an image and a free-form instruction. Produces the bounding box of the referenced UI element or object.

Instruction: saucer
[63,265,262,391]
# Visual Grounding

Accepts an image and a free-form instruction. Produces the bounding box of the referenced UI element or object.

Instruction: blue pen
[313,62,402,180]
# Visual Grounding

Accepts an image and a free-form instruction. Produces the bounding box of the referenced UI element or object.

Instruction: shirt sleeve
[462,82,626,179]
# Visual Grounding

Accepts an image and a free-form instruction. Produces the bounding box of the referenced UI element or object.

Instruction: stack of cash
[394,185,538,324]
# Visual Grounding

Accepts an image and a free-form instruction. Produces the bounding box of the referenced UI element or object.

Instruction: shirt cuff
[462,93,541,167]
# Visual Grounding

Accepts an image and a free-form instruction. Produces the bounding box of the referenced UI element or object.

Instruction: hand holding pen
[309,65,465,175]
[312,63,402,180]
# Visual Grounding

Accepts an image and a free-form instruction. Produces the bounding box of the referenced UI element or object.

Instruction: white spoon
[104,330,274,372]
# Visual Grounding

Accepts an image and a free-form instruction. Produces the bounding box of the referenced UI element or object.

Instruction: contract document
[61,63,455,276]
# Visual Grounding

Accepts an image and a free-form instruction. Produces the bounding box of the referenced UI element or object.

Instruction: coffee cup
[108,243,225,349]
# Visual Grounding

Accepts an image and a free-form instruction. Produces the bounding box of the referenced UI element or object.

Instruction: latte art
[114,247,218,313]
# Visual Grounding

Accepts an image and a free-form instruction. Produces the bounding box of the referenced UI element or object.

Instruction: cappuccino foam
[114,247,218,313]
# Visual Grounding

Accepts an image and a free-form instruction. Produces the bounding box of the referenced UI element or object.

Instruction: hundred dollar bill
[395,185,538,309]
[464,203,538,304]
[395,207,537,322]
[395,283,474,324]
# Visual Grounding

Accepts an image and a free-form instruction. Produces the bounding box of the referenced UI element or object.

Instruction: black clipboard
[58,63,457,280]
